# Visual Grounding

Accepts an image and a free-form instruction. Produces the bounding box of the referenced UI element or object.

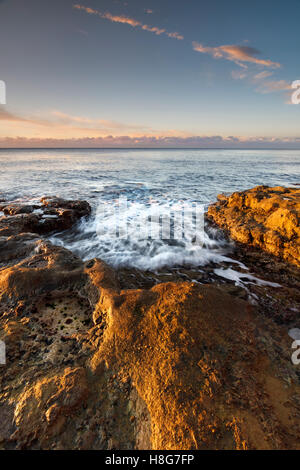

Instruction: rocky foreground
[0,190,300,450]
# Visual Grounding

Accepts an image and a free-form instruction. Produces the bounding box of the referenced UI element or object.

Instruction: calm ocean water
[1,148,299,272]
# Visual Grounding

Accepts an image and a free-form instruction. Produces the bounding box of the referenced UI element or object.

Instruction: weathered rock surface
[0,195,300,450]
[90,281,300,450]
[0,196,91,237]
[0,198,136,450]
[207,186,300,267]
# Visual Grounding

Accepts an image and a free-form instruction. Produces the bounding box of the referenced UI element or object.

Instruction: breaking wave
[50,194,236,270]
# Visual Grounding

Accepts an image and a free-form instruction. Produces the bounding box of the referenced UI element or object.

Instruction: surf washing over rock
[50,195,237,271]
[0,186,300,450]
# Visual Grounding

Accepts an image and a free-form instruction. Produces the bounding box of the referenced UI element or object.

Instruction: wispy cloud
[253,70,274,80]
[77,28,89,36]
[0,107,27,122]
[231,70,247,80]
[254,79,292,94]
[50,110,149,130]
[73,4,184,40]
[0,107,51,125]
[0,106,151,135]
[231,68,293,99]
[193,43,281,69]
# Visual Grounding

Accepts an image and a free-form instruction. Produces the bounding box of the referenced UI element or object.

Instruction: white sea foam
[2,149,298,275]
[214,267,281,288]
[51,197,237,270]
[33,208,44,215]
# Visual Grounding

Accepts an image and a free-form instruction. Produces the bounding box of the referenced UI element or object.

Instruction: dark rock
[0,197,91,237]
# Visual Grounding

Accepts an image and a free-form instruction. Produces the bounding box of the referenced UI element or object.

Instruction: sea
[0,148,299,279]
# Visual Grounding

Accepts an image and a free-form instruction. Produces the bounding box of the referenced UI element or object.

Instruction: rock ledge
[207,186,300,267]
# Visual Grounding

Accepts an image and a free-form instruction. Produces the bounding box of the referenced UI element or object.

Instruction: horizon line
[0,147,300,151]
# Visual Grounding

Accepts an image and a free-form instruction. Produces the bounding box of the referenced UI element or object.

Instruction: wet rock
[206,186,300,324]
[1,204,41,215]
[207,186,300,267]
[0,213,41,237]
[0,233,40,267]
[0,197,91,237]
[40,196,91,216]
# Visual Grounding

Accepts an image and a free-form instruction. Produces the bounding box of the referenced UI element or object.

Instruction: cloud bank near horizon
[1,135,299,149]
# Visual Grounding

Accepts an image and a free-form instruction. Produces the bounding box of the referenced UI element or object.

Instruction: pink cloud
[231,68,293,101]
[102,11,141,28]
[253,71,274,80]
[73,4,184,40]
[255,79,292,94]
[0,107,150,133]
[0,107,52,126]
[193,42,281,69]
[166,31,184,40]
[50,110,149,130]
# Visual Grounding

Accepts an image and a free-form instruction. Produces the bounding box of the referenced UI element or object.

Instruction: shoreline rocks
[0,192,300,450]
[0,196,91,237]
[207,186,300,267]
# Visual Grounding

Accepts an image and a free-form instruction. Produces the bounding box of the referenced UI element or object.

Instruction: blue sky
[0,0,299,147]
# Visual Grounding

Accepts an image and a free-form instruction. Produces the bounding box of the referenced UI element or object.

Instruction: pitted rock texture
[0,196,300,450]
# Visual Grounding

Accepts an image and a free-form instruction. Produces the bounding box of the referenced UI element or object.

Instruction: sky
[0,0,299,148]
